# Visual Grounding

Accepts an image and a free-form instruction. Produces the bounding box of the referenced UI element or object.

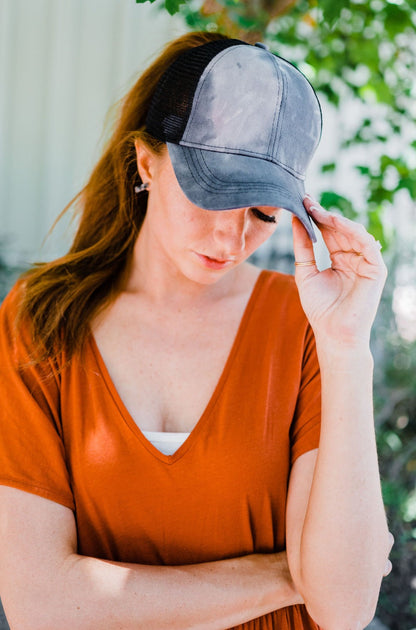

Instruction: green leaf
[321,162,336,173]
[367,207,388,247]
[381,479,408,509]
[403,488,416,522]
[384,4,413,37]
[316,83,340,106]
[356,165,371,175]
[368,185,394,205]
[319,191,358,219]
[165,0,182,14]
[398,177,416,200]
[319,0,351,27]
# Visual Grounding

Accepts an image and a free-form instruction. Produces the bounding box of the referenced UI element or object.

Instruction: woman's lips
[194,252,236,270]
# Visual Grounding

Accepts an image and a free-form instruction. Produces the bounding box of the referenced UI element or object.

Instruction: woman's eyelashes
[251,207,277,223]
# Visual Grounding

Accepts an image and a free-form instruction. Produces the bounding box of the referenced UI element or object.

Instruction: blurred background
[0,0,415,628]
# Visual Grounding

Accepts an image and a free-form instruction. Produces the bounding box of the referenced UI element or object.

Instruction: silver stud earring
[134,182,149,194]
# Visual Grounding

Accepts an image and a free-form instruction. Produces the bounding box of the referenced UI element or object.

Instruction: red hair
[18,31,228,362]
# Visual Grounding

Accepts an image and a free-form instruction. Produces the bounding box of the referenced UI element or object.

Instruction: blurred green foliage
[372,253,416,628]
[135,0,187,16]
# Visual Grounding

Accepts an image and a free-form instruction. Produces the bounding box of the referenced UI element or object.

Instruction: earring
[134,182,149,194]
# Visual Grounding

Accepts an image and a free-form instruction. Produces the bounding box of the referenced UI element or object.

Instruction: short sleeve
[290,323,321,465]
[0,286,74,509]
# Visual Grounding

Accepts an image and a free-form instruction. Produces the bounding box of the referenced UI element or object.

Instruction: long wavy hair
[17,31,228,362]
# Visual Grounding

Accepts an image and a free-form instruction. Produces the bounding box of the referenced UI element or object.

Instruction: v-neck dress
[0,270,321,629]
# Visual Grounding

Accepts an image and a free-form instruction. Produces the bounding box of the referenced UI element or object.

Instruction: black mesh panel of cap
[146,38,249,144]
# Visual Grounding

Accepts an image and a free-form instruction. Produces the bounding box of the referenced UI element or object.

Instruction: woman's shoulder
[0,280,61,370]
[0,280,26,331]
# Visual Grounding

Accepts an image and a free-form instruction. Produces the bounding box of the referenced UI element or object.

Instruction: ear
[134,140,156,185]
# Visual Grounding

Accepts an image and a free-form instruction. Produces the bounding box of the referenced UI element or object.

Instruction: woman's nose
[212,209,247,254]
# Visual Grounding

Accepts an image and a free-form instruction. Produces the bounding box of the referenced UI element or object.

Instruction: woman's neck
[124,228,247,309]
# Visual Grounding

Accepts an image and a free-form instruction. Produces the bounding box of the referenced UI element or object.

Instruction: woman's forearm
[298,344,390,629]
[9,551,301,630]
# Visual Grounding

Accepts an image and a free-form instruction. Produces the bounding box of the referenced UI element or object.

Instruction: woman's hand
[383,532,395,577]
[264,551,305,607]
[292,196,387,348]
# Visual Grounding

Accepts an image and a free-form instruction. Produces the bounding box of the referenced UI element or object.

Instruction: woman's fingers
[383,532,395,577]
[292,215,318,277]
[303,197,386,278]
[383,559,393,577]
[303,198,359,256]
[292,197,388,339]
[306,199,375,256]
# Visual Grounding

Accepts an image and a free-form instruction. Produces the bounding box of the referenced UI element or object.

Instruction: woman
[0,32,392,630]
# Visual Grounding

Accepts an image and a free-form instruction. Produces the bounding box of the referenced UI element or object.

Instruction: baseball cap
[146,38,322,242]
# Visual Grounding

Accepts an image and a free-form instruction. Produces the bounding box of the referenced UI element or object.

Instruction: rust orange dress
[0,270,321,629]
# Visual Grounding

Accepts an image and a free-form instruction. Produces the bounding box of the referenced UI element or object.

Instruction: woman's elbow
[308,610,377,630]
[1,591,57,630]
[305,590,380,630]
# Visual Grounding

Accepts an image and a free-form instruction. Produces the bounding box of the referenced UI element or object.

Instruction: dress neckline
[88,269,269,465]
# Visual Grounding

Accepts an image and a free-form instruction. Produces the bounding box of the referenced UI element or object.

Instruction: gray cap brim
[168,142,317,242]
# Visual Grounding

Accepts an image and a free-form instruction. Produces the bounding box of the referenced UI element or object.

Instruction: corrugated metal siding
[0,0,183,265]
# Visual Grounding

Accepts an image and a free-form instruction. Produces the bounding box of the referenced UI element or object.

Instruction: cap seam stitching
[274,64,287,158]
[186,144,305,180]
[269,61,283,158]
[198,150,291,188]
[186,148,301,194]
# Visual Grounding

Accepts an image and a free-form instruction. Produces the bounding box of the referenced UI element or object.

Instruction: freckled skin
[134,146,282,289]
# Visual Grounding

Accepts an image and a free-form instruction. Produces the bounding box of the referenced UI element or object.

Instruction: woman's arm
[286,201,391,630]
[0,486,301,630]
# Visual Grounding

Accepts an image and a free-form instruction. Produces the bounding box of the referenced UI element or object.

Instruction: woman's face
[136,145,282,285]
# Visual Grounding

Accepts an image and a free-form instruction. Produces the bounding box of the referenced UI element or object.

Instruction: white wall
[0,0,184,265]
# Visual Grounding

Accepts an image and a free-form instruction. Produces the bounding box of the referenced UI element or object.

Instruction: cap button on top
[255,42,269,50]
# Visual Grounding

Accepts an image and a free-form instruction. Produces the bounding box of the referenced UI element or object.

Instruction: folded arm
[0,486,301,630]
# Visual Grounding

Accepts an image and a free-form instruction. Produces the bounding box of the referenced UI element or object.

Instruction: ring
[294,260,316,267]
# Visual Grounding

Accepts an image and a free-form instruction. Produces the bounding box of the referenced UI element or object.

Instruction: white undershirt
[142,430,190,456]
